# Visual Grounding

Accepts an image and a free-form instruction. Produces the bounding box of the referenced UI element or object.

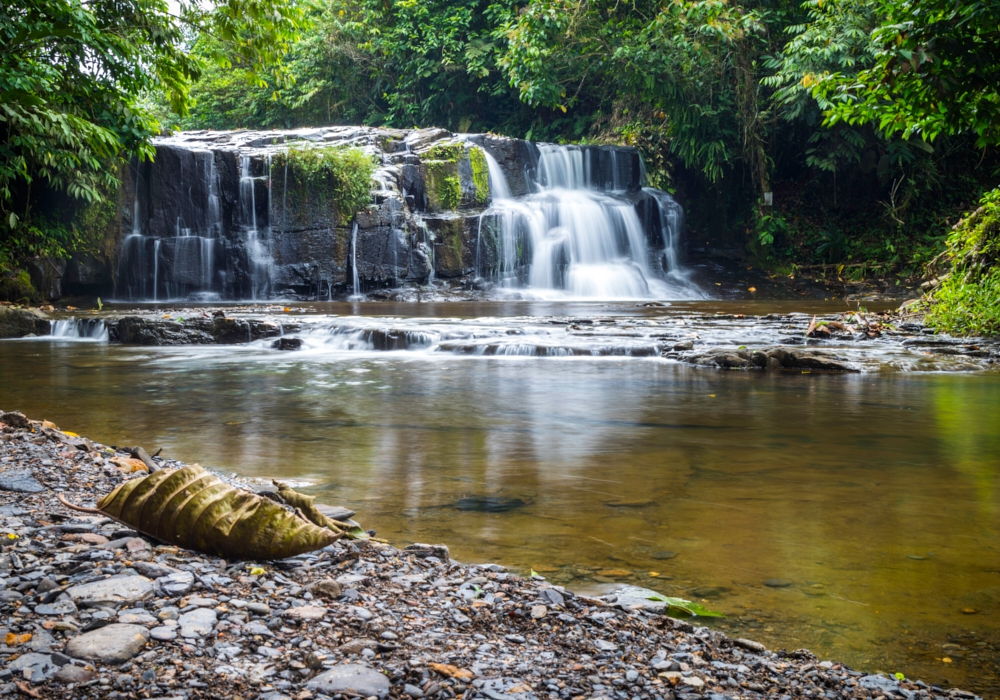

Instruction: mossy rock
[0,270,36,303]
[418,144,491,212]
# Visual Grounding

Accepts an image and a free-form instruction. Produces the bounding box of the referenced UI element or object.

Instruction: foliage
[1,0,305,272]
[925,189,1000,336]
[814,0,1000,147]
[274,145,376,222]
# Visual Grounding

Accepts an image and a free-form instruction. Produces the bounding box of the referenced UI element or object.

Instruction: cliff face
[105,126,678,300]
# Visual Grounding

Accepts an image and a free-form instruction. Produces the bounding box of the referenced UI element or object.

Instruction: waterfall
[477,143,699,299]
[239,155,275,299]
[50,319,108,341]
[117,149,223,301]
[349,220,362,299]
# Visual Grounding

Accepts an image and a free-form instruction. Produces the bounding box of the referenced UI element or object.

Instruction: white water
[349,220,363,300]
[118,150,223,300]
[49,319,109,341]
[477,144,700,300]
[240,155,275,299]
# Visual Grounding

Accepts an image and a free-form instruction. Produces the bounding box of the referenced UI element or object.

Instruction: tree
[0,0,304,266]
[815,0,1000,146]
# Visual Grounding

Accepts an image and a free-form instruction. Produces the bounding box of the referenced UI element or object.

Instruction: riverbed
[1,300,997,696]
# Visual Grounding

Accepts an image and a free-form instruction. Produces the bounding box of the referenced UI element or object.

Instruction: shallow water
[1,301,998,695]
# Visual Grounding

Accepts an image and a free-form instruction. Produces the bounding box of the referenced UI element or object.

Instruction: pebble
[67,575,155,607]
[177,607,217,638]
[306,663,391,698]
[64,623,150,664]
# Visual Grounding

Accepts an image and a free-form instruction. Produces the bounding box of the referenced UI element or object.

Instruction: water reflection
[0,338,998,695]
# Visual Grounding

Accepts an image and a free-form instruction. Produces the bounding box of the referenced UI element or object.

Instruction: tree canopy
[0,0,304,264]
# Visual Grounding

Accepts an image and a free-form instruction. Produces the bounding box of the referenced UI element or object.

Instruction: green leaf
[646,594,725,618]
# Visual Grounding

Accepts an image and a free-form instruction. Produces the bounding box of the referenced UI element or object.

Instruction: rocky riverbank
[0,410,987,700]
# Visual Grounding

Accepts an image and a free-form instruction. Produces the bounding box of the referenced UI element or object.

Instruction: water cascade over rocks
[113,127,699,301]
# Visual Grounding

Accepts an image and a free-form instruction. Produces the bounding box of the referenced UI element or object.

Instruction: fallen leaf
[5,632,31,646]
[429,663,475,682]
[16,682,42,698]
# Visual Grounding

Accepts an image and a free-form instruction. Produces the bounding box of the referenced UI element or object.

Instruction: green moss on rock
[273,145,376,223]
[423,160,463,211]
[470,147,490,205]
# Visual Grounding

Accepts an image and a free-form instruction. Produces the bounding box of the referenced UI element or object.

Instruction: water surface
[1,301,997,695]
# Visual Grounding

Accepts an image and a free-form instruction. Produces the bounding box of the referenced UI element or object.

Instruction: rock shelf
[0,411,985,700]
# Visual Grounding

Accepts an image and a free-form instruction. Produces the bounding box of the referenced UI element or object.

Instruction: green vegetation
[274,145,376,222]
[925,189,1000,336]
[469,147,490,205]
[5,0,1000,332]
[1,0,305,277]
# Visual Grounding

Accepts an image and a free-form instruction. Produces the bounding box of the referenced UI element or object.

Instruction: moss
[423,160,463,211]
[274,145,376,222]
[469,147,490,205]
[0,269,36,303]
[925,188,1000,336]
[424,143,465,163]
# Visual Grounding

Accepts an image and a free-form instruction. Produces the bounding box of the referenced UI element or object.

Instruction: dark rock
[0,469,45,493]
[0,411,31,429]
[272,337,302,351]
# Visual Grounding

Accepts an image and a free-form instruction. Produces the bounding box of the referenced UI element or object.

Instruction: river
[1,300,998,695]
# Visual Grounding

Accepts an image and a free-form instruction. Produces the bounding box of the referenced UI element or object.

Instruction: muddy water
[1,301,998,695]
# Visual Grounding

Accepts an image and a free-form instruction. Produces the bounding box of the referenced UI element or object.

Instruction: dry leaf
[428,663,475,682]
[5,632,31,646]
[62,465,340,560]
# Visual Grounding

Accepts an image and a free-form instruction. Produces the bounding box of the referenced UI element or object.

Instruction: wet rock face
[0,308,50,339]
[112,126,662,300]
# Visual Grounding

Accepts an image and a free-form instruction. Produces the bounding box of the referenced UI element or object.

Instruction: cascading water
[117,149,223,301]
[239,155,275,299]
[349,220,362,299]
[477,143,699,299]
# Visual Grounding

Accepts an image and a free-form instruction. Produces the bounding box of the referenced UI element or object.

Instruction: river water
[1,300,998,695]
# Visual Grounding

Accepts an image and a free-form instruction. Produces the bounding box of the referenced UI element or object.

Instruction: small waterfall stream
[477,143,698,299]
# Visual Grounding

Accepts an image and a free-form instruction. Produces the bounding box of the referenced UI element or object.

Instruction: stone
[118,609,158,626]
[404,543,450,560]
[67,575,154,607]
[8,652,60,682]
[65,624,150,665]
[247,602,271,616]
[177,607,217,638]
[149,626,177,641]
[763,579,793,588]
[284,605,327,622]
[306,663,391,698]
[35,600,77,616]
[539,588,564,607]
[157,571,195,596]
[0,470,45,493]
[308,579,343,599]
[54,664,95,684]
[132,561,181,579]
[530,605,547,619]
[652,551,677,560]
[594,640,618,652]
[602,585,671,613]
